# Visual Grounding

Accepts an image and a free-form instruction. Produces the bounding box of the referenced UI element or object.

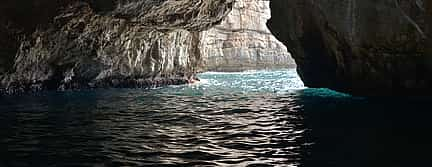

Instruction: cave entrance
[199,0,300,74]
[200,0,297,73]
[196,0,303,90]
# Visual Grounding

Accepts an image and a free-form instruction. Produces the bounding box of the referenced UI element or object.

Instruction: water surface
[1,69,432,167]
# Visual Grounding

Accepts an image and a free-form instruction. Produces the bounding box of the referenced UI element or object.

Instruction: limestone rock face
[0,0,233,94]
[200,0,294,72]
[268,0,432,96]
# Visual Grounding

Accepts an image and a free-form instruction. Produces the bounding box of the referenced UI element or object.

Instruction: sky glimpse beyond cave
[1,0,432,167]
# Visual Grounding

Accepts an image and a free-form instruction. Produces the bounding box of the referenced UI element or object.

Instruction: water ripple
[8,69,429,166]
[0,89,309,167]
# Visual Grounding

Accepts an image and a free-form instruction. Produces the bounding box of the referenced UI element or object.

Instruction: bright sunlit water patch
[163,69,306,96]
[198,69,306,92]
[1,69,432,167]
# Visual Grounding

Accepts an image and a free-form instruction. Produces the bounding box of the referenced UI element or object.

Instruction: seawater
[1,69,432,167]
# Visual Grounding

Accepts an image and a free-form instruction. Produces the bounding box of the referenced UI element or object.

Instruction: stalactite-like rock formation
[200,0,295,72]
[0,0,233,94]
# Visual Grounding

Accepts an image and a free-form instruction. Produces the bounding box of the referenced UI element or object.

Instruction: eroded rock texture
[200,0,294,72]
[268,0,432,96]
[0,0,233,94]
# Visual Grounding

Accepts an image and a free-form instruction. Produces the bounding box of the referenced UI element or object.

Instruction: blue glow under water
[1,69,431,167]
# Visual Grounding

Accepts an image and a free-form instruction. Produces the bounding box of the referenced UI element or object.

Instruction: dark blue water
[1,69,432,167]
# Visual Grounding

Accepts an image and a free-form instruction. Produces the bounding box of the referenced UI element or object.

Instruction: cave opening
[3,1,432,167]
[0,0,304,93]
[198,0,303,91]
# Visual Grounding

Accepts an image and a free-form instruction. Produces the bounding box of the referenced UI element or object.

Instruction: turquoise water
[1,69,431,167]
[163,69,346,97]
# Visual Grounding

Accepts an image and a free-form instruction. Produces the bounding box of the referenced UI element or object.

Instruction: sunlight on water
[2,68,432,166]
[164,69,306,96]
[0,69,314,167]
[8,69,429,167]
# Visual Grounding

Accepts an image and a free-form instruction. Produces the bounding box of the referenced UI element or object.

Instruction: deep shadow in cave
[297,94,432,167]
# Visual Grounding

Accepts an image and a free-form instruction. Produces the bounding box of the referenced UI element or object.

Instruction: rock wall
[268,0,432,96]
[0,0,233,94]
[200,0,294,72]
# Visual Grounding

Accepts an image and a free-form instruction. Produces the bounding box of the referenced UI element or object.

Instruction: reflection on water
[0,69,432,167]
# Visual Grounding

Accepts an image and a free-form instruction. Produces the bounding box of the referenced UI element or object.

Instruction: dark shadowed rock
[268,0,432,96]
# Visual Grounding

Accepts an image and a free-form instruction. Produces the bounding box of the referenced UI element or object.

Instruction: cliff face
[200,0,294,72]
[268,0,432,96]
[0,0,233,94]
